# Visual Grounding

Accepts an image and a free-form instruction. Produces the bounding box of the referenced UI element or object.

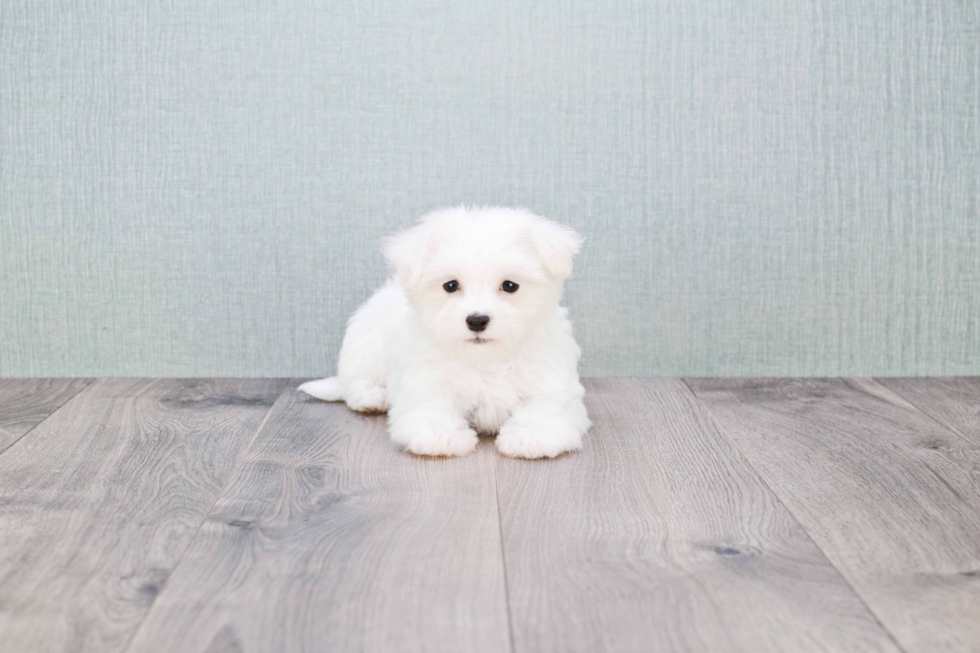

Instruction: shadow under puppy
[299,206,590,458]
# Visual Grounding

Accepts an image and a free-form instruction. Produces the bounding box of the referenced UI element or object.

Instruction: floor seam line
[678,378,910,653]
[118,377,290,653]
[872,377,980,454]
[0,378,96,460]
[493,450,518,653]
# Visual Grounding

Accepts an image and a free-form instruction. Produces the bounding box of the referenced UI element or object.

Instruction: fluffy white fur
[299,206,590,458]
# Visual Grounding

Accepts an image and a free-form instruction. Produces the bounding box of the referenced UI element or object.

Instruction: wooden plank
[0,378,93,454]
[688,378,980,653]
[0,378,285,653]
[495,378,900,653]
[878,377,980,449]
[125,381,511,653]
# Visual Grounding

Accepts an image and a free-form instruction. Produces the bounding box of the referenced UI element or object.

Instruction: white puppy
[299,206,590,458]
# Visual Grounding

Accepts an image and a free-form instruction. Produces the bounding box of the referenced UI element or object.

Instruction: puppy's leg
[388,401,478,457]
[344,378,387,413]
[496,397,590,459]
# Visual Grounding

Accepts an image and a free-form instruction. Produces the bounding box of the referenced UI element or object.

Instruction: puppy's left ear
[383,222,433,289]
[526,217,584,279]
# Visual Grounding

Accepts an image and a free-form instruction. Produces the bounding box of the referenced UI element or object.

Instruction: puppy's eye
[501,280,519,293]
[443,280,460,293]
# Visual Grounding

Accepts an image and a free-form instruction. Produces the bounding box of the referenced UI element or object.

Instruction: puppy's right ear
[383,222,432,289]
[525,217,584,280]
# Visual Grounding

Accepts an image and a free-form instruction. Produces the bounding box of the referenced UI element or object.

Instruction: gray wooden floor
[0,378,978,653]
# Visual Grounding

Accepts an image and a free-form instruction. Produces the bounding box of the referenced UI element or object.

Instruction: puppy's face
[385,208,582,365]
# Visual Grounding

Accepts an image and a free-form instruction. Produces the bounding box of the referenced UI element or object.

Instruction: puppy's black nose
[466,314,490,332]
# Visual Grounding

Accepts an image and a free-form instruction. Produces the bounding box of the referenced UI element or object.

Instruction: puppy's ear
[526,217,584,279]
[383,222,432,289]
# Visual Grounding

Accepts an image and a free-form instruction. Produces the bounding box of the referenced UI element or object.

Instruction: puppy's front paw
[405,427,479,457]
[496,422,582,459]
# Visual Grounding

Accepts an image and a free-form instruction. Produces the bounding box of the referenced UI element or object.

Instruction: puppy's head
[384,206,583,364]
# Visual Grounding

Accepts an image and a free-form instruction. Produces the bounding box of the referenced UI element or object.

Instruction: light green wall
[1,1,978,377]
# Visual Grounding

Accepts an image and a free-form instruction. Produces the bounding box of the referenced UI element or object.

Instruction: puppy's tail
[297,377,345,402]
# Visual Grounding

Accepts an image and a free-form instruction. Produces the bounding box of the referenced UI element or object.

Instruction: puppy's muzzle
[466,314,490,332]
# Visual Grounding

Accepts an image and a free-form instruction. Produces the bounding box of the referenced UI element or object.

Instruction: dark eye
[501,280,519,293]
[443,280,459,293]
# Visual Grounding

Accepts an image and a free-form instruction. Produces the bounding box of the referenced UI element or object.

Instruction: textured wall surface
[1,0,978,377]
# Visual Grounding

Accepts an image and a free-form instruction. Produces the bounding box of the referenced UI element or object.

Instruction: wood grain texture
[495,378,899,653]
[878,377,980,449]
[688,378,980,653]
[0,378,285,653]
[125,382,511,653]
[0,378,93,454]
